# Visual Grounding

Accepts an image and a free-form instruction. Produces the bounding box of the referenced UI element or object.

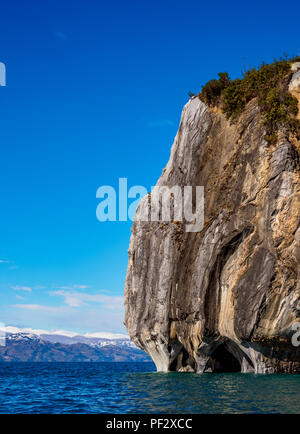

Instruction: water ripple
[0,362,299,413]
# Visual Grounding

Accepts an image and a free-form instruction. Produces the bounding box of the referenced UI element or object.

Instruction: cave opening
[207,344,241,373]
[169,346,196,372]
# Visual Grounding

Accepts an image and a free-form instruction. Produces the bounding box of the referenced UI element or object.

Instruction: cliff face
[124,64,300,374]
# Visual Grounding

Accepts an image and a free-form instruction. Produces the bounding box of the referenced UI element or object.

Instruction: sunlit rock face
[124,68,300,374]
[290,63,300,121]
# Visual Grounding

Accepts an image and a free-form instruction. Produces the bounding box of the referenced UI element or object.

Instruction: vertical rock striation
[124,64,300,373]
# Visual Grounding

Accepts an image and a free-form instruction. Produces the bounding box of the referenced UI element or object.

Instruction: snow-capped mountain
[5,332,43,342]
[0,327,151,362]
[3,326,135,347]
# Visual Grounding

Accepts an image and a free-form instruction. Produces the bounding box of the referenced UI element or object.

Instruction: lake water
[0,362,299,413]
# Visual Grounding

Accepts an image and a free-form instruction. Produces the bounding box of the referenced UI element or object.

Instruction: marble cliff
[124,62,300,373]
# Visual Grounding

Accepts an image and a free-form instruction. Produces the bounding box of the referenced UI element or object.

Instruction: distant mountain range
[0,328,151,362]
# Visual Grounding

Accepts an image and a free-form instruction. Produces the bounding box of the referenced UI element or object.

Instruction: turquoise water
[0,362,299,413]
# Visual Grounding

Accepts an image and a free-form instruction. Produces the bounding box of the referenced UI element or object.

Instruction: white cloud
[11,304,69,313]
[50,290,123,310]
[51,292,82,307]
[57,284,89,290]
[0,259,19,269]
[11,286,32,293]
[11,285,46,292]
[148,119,176,127]
[84,331,128,339]
[6,305,126,334]
[5,287,125,334]
[54,31,67,39]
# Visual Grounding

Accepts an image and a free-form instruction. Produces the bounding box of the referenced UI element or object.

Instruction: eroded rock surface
[124,69,300,374]
[289,62,300,119]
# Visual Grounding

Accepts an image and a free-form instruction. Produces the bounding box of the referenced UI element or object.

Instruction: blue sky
[0,0,299,334]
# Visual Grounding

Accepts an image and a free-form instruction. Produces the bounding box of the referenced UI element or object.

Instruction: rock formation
[124,62,300,373]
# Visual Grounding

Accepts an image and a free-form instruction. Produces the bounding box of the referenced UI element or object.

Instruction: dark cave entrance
[207,344,241,373]
[169,345,196,372]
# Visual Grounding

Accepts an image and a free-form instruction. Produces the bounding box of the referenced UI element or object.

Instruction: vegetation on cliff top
[197,57,300,142]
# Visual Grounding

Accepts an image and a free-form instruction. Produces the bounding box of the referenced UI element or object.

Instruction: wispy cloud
[11,286,32,293]
[147,119,176,128]
[57,284,89,290]
[7,305,125,333]
[0,259,19,270]
[11,304,69,313]
[50,290,123,310]
[11,285,45,292]
[8,265,18,270]
[6,286,125,333]
[54,31,67,40]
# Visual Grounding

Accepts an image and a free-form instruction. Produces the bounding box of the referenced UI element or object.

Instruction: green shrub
[199,72,230,106]
[197,57,300,140]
